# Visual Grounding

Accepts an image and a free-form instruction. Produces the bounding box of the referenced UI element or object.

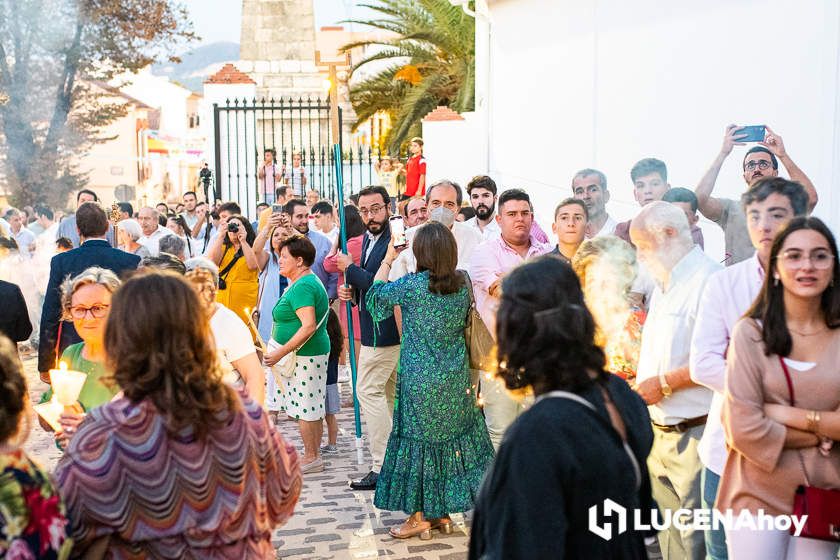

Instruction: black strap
[219,249,243,282]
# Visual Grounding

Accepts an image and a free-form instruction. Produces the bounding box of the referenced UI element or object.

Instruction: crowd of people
[0,125,838,559]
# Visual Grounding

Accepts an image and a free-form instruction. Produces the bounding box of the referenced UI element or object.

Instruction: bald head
[630,201,694,282]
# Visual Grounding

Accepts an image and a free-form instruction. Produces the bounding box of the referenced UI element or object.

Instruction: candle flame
[59,361,67,371]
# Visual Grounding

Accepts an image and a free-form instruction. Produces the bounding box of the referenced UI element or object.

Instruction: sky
[182,0,376,47]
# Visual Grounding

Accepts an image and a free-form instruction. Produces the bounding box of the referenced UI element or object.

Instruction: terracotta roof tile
[205,63,255,85]
[422,106,464,122]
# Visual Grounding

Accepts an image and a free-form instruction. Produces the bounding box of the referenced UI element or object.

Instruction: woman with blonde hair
[54,272,301,557]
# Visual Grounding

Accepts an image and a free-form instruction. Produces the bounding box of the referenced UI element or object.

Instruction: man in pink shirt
[469,188,552,448]
[689,178,808,560]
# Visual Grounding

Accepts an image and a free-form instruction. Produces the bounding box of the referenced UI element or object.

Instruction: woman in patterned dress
[366,222,494,539]
[54,273,301,558]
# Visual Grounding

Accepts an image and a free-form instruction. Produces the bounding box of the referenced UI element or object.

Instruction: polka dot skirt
[283,353,329,421]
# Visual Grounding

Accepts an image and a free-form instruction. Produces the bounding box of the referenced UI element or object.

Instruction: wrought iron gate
[212,97,379,216]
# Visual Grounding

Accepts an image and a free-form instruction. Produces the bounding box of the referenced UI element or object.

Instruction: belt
[652,415,708,434]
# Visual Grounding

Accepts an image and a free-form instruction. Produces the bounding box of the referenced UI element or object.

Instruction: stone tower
[238,0,325,100]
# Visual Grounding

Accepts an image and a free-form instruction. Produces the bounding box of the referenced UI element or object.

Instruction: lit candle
[49,361,88,406]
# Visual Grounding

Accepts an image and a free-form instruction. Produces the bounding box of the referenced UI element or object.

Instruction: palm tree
[341,0,475,153]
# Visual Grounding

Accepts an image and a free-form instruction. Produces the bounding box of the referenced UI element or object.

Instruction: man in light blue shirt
[57,189,115,247]
[284,198,337,299]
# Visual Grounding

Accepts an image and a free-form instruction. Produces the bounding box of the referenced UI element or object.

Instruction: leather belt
[652,415,708,434]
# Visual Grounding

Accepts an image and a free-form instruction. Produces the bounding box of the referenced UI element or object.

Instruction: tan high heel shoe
[389,517,432,540]
[428,517,453,534]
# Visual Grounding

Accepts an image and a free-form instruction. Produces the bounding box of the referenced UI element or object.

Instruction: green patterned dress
[367,271,494,517]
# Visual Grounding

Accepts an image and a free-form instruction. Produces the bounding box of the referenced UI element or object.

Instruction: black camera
[227,222,239,233]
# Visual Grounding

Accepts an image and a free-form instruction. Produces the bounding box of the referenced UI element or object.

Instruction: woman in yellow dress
[206,214,260,328]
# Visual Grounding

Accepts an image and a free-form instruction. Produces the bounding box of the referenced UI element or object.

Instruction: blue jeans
[701,467,728,560]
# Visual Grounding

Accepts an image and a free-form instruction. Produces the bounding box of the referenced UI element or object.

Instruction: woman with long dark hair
[167,214,199,258]
[54,272,301,557]
[366,222,494,539]
[207,214,260,328]
[469,256,654,559]
[718,217,840,559]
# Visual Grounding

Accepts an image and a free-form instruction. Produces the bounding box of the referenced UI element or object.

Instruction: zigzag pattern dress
[53,390,301,558]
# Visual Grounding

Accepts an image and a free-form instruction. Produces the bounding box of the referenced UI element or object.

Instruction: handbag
[778,356,840,541]
[461,271,496,372]
[268,303,330,380]
[217,249,242,291]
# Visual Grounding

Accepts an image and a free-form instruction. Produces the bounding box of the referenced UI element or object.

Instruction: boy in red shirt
[402,137,426,200]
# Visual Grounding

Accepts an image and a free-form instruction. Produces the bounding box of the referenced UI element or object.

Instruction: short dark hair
[342,205,366,238]
[747,216,840,357]
[256,202,270,211]
[572,168,608,192]
[76,189,98,202]
[275,185,291,199]
[496,256,606,394]
[278,235,316,267]
[217,201,241,216]
[117,202,133,217]
[662,187,699,213]
[630,158,667,183]
[34,204,54,220]
[56,237,73,251]
[743,146,779,171]
[76,202,109,238]
[183,191,197,200]
[741,177,809,216]
[467,175,497,196]
[357,185,390,206]
[349,194,360,206]
[311,201,334,215]
[553,197,589,221]
[497,188,532,211]
[283,199,307,215]
[426,180,462,206]
[458,207,476,220]
[410,137,423,147]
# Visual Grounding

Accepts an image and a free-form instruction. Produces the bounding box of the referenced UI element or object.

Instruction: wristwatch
[659,373,672,397]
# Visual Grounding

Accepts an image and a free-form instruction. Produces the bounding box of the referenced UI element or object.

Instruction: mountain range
[151,42,241,93]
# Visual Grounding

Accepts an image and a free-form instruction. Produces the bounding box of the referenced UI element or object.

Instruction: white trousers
[356,345,399,472]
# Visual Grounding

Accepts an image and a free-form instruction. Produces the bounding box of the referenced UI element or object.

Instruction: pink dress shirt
[323,234,363,340]
[468,235,552,339]
[689,253,764,474]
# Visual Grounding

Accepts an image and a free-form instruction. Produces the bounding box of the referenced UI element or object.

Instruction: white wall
[423,112,485,191]
[484,0,840,258]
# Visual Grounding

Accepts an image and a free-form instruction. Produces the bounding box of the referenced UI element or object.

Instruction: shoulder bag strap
[537,389,643,491]
[460,270,476,308]
[218,248,243,281]
[778,356,812,486]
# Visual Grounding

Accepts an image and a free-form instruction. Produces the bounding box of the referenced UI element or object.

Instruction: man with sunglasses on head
[694,124,817,266]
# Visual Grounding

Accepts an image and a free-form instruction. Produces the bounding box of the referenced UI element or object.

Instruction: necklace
[789,326,828,337]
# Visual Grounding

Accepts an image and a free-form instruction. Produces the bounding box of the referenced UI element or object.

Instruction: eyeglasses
[358,204,385,216]
[69,304,110,319]
[744,160,773,171]
[778,249,835,270]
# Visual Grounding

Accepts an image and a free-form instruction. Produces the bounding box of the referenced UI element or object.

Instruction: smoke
[573,238,642,379]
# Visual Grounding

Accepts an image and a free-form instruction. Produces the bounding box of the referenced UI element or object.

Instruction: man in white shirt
[464,175,502,241]
[389,180,482,280]
[630,201,722,560]
[4,208,36,258]
[401,197,428,228]
[689,178,808,560]
[571,168,618,238]
[311,200,339,244]
[137,207,169,257]
[181,191,200,230]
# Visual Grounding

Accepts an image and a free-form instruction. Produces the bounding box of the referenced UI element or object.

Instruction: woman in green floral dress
[0,335,71,559]
[366,222,494,539]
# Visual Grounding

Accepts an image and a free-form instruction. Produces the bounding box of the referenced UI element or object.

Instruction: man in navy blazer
[336,185,401,491]
[38,201,140,378]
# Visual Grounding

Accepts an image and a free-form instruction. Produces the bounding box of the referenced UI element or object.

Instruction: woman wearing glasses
[718,217,840,559]
[42,267,121,447]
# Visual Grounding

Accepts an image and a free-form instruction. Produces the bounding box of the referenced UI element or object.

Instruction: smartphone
[389,215,407,248]
[736,125,766,143]
[271,204,283,213]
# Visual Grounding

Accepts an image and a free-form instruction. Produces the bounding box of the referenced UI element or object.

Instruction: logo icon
[589,499,628,541]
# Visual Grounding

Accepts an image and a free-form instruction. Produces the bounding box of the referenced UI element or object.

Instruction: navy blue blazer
[0,280,32,343]
[38,239,140,372]
[343,227,400,347]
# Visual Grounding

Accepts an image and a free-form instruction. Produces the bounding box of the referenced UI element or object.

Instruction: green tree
[341,0,475,153]
[0,0,195,208]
